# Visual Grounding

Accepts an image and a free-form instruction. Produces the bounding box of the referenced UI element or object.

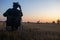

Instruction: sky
[0,0,60,23]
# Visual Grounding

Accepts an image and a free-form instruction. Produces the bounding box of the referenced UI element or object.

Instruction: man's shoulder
[7,8,12,11]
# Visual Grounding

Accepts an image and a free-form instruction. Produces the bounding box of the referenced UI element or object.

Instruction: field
[0,22,60,40]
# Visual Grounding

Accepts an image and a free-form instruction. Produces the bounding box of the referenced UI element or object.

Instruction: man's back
[3,8,23,26]
[8,8,20,17]
[3,2,23,31]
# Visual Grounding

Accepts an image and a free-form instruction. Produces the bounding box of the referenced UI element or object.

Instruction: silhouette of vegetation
[36,20,40,24]
[52,21,55,24]
[57,19,60,24]
[27,21,30,23]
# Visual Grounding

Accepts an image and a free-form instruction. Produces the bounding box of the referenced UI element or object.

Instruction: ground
[0,22,60,40]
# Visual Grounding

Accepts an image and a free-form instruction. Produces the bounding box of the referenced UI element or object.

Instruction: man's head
[13,2,19,9]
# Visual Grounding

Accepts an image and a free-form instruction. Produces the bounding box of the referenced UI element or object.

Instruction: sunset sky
[0,0,60,23]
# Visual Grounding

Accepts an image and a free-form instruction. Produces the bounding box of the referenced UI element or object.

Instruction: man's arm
[18,5,23,17]
[21,11,23,17]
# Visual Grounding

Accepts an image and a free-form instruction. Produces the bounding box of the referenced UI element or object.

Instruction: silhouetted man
[3,2,23,31]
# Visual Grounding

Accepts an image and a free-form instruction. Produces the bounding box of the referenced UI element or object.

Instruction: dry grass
[0,29,60,40]
[0,22,60,40]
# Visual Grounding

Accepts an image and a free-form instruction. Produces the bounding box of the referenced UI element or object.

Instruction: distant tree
[27,21,30,23]
[52,21,55,24]
[36,20,40,24]
[46,22,49,24]
[57,19,60,24]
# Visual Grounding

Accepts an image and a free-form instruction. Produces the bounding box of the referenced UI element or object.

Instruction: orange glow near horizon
[0,15,60,23]
[22,16,60,23]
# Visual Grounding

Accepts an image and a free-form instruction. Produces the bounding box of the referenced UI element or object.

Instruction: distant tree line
[27,19,60,24]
